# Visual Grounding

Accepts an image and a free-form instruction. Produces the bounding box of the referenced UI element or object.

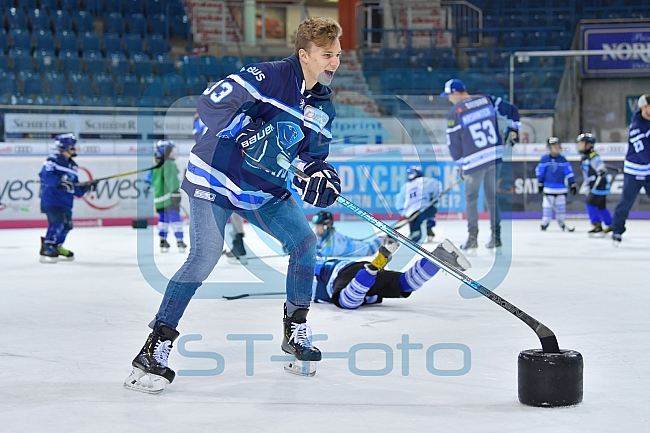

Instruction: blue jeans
[611,173,650,236]
[152,196,317,330]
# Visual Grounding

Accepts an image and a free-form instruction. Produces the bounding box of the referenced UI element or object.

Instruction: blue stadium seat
[362,52,383,73]
[200,56,221,79]
[39,0,58,10]
[146,34,167,56]
[502,14,526,28]
[118,73,141,98]
[79,32,101,52]
[107,51,130,75]
[528,14,547,28]
[85,95,107,108]
[36,95,60,105]
[73,11,94,33]
[131,52,153,76]
[156,96,175,107]
[145,0,164,15]
[122,34,144,56]
[383,49,408,69]
[7,7,28,30]
[28,8,51,31]
[408,49,433,69]
[60,95,82,106]
[45,71,68,96]
[180,56,201,77]
[170,15,189,37]
[20,71,44,95]
[0,71,18,96]
[408,70,432,90]
[9,48,34,71]
[381,70,407,92]
[186,75,207,95]
[69,72,94,96]
[501,31,524,47]
[113,95,134,107]
[137,95,157,107]
[148,14,168,36]
[155,54,175,75]
[56,30,78,52]
[549,30,573,49]
[82,50,106,74]
[122,0,143,14]
[163,73,187,98]
[140,74,164,97]
[21,0,39,8]
[11,95,37,105]
[58,50,82,73]
[434,49,456,69]
[0,52,7,71]
[34,48,58,72]
[126,13,147,36]
[93,72,116,97]
[61,0,82,11]
[52,9,72,31]
[9,29,32,51]
[102,32,122,54]
[525,31,548,47]
[104,12,125,35]
[221,56,242,75]
[0,29,8,52]
[34,29,56,51]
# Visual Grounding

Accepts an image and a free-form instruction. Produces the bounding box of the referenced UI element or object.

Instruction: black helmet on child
[546,136,561,148]
[311,211,333,227]
[576,132,596,146]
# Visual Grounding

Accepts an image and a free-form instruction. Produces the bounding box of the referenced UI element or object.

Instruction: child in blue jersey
[126,17,344,393]
[38,133,97,263]
[577,133,613,236]
[611,94,650,244]
[312,238,471,309]
[312,210,382,257]
[535,137,577,231]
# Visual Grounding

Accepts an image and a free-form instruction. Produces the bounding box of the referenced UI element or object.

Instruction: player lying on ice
[312,237,471,309]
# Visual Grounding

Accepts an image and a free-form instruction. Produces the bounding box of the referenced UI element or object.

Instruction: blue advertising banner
[289,159,476,217]
[582,24,650,75]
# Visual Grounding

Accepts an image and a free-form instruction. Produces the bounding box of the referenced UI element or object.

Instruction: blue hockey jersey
[446,95,506,174]
[536,154,575,194]
[625,109,650,178]
[184,54,336,210]
[581,151,611,195]
[39,153,86,210]
[316,229,381,257]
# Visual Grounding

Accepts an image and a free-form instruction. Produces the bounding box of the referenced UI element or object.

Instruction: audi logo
[13,145,33,153]
[82,146,101,154]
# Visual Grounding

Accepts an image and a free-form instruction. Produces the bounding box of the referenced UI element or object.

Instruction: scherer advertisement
[1,155,648,228]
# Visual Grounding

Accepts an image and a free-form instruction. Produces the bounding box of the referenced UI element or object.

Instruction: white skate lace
[289,323,313,348]
[153,340,172,367]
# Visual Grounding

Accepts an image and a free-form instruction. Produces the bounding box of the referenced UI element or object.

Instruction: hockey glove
[81,180,99,194]
[235,118,289,173]
[570,183,577,195]
[292,160,341,208]
[538,183,544,194]
[57,175,75,193]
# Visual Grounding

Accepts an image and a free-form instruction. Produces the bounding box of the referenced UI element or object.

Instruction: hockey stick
[75,160,164,186]
[223,292,285,300]
[0,202,31,212]
[278,154,561,353]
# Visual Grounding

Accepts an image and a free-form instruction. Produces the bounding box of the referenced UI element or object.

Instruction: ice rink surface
[1,218,648,432]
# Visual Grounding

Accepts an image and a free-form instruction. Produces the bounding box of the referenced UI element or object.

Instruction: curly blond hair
[294,17,343,56]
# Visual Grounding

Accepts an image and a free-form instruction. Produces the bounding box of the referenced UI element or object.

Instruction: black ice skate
[485,227,502,249]
[433,239,471,271]
[588,223,604,237]
[228,232,248,264]
[460,229,478,254]
[177,240,187,253]
[426,226,435,242]
[612,233,622,247]
[160,239,170,252]
[281,304,321,377]
[39,237,59,263]
[541,224,548,231]
[57,245,75,261]
[124,325,180,394]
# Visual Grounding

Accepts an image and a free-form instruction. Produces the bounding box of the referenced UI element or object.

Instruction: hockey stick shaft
[279,155,560,353]
[75,160,164,186]
[223,292,286,300]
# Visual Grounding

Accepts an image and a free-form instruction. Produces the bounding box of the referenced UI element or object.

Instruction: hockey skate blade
[440,239,472,270]
[39,256,58,264]
[123,368,169,394]
[284,359,317,377]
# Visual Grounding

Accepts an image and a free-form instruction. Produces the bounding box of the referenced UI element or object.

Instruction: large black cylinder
[518,349,583,407]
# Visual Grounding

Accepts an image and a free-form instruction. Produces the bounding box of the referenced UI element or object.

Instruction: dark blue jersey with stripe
[183,54,336,210]
[38,153,86,209]
[625,110,650,178]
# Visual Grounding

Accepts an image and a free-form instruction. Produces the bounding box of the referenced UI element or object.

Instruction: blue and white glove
[505,128,519,146]
[235,118,289,173]
[57,174,75,193]
[292,160,341,208]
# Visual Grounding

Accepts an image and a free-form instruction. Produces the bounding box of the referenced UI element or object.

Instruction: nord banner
[581,24,650,76]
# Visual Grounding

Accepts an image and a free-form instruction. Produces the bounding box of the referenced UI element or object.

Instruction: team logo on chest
[277,122,305,149]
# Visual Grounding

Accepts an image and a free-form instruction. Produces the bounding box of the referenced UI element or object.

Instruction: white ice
[1,218,649,432]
